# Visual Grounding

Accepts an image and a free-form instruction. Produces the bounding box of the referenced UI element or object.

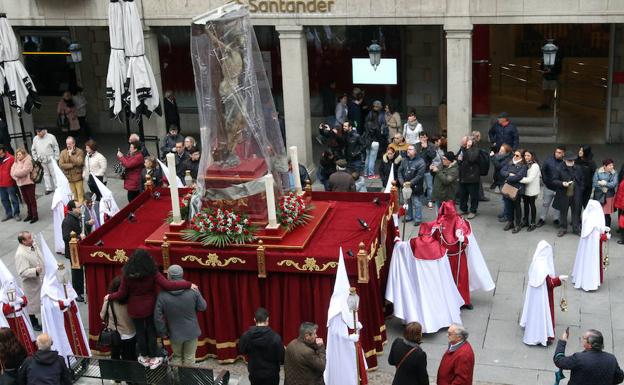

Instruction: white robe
[0,260,35,342]
[520,280,554,346]
[51,162,72,254]
[385,241,463,333]
[466,232,496,292]
[91,172,120,224]
[572,200,604,292]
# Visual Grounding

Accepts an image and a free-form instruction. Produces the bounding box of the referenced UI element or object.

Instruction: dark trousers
[133,316,159,357]
[0,186,19,217]
[504,197,522,226]
[87,175,106,201]
[111,336,137,362]
[459,183,479,213]
[127,190,140,202]
[559,198,581,231]
[71,267,84,295]
[19,184,38,219]
[250,376,280,385]
[78,117,91,140]
[605,214,611,227]
[522,195,537,224]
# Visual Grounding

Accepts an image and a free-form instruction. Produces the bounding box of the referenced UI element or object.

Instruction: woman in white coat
[520,150,542,231]
[83,139,107,201]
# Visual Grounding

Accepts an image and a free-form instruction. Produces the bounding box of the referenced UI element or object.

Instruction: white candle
[166,153,182,223]
[264,174,279,229]
[289,146,302,194]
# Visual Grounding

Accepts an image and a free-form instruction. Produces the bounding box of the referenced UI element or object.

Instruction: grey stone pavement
[2,136,624,384]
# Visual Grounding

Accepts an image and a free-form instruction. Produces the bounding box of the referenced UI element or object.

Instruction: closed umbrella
[121,0,161,140]
[105,0,126,118]
[0,13,41,147]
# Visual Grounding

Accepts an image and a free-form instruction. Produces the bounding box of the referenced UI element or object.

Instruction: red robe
[437,341,475,385]
[546,276,562,342]
[58,300,90,357]
[445,242,470,306]
[2,296,36,355]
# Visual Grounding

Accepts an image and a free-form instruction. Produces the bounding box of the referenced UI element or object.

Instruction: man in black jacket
[552,152,584,237]
[340,122,365,173]
[537,145,565,227]
[457,136,481,218]
[18,333,72,385]
[398,145,426,225]
[61,199,84,302]
[554,328,623,385]
[416,131,437,208]
[239,308,285,385]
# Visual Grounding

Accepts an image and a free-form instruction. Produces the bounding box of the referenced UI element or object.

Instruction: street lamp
[541,39,558,68]
[68,43,82,63]
[367,40,382,71]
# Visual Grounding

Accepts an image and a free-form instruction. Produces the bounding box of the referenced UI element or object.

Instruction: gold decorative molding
[90,249,129,263]
[277,257,337,272]
[181,253,245,268]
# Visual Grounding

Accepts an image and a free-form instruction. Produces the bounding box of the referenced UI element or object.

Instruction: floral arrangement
[167,191,193,223]
[276,192,314,231]
[181,208,255,247]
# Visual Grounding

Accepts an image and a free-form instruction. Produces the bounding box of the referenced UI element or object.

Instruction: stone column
[444,25,472,151]
[276,26,312,167]
[141,27,166,138]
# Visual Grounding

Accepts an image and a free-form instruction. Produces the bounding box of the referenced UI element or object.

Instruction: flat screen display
[352,58,397,85]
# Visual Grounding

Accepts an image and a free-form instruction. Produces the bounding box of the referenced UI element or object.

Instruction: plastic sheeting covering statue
[189,4,287,221]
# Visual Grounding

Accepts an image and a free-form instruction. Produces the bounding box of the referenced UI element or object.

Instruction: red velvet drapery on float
[79,190,396,369]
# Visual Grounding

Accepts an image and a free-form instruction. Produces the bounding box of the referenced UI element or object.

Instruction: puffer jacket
[59,148,84,182]
[458,146,480,184]
[10,154,34,186]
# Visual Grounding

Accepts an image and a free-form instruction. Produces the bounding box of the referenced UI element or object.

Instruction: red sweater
[108,272,191,318]
[437,341,474,385]
[0,153,15,187]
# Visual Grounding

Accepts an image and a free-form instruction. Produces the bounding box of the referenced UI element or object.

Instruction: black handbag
[97,301,122,348]
[113,161,126,179]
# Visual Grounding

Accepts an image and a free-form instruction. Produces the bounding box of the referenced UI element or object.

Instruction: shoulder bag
[97,301,122,348]
[501,182,519,201]
[397,345,419,370]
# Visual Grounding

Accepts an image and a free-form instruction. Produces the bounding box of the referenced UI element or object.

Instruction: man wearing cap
[431,151,459,211]
[488,112,519,153]
[31,128,60,194]
[328,159,355,192]
[552,152,585,237]
[154,265,207,366]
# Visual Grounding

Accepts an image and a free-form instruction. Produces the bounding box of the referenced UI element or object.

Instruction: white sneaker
[137,356,150,367]
[149,357,163,370]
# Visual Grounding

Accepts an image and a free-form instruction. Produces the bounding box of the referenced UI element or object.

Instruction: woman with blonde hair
[10,148,38,223]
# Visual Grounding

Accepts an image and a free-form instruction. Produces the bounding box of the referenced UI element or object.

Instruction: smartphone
[565,326,570,336]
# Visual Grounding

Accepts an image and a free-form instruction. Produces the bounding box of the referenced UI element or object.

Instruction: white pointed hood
[384,163,395,194]
[51,162,72,210]
[581,200,605,238]
[39,233,77,302]
[327,248,354,326]
[91,172,120,221]
[157,158,183,187]
[528,240,556,287]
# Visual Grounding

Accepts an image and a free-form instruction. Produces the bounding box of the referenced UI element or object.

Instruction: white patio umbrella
[105,0,126,118]
[0,13,40,147]
[121,0,161,125]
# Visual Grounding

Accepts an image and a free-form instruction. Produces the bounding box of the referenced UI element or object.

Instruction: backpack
[478,149,490,176]
[30,159,44,184]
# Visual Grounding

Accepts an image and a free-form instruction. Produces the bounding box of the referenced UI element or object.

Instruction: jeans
[364,141,379,176]
[423,172,433,203]
[539,187,559,222]
[406,193,423,222]
[0,186,19,217]
[133,316,159,357]
[459,183,479,213]
[171,339,198,366]
[347,159,362,174]
[316,169,330,191]
[504,197,522,226]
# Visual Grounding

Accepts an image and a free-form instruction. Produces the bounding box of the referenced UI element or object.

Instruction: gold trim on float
[89,249,129,263]
[181,254,246,268]
[276,257,337,272]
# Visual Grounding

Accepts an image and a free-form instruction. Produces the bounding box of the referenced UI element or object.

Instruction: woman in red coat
[615,164,624,245]
[437,324,474,385]
[106,249,196,369]
[117,141,144,202]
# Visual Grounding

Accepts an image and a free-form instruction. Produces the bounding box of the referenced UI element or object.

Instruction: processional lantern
[541,39,558,68]
[367,40,382,71]
[68,43,82,63]
[56,263,69,298]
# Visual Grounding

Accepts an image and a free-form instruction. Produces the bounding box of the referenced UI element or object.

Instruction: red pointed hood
[410,234,446,260]
[435,201,471,244]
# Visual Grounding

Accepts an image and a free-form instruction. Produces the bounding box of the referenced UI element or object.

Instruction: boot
[503,222,513,231]
[29,314,41,331]
[520,219,528,228]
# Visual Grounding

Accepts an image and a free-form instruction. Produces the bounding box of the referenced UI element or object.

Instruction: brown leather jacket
[284,338,326,385]
[59,148,84,182]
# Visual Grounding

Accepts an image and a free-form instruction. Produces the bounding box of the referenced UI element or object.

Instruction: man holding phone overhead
[553,328,624,385]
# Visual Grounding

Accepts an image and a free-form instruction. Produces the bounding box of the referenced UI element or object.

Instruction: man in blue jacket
[537,145,566,227]
[488,112,519,153]
[398,145,426,225]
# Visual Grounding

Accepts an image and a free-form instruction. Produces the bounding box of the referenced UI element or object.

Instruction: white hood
[51,162,72,210]
[581,200,605,238]
[39,233,77,303]
[91,172,120,221]
[528,240,556,287]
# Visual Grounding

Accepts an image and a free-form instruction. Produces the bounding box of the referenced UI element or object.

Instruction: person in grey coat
[154,265,207,365]
[554,328,623,385]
